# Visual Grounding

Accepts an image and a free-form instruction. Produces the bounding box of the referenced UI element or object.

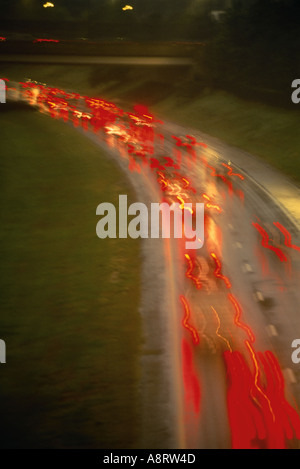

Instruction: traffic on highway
[4,77,300,449]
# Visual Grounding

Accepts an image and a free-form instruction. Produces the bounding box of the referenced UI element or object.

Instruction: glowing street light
[122,5,133,11]
[43,2,55,8]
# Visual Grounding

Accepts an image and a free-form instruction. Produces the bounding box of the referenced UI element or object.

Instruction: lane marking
[283,368,297,385]
[254,291,265,302]
[266,324,278,338]
[242,262,253,273]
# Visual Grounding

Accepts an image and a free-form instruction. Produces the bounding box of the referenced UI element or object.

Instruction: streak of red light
[252,222,288,263]
[182,338,201,415]
[180,295,200,345]
[273,222,300,253]
[228,293,255,343]
[185,254,202,290]
[222,163,245,180]
[211,252,231,289]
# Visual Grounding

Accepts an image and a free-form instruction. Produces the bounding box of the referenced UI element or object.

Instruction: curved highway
[6,79,300,449]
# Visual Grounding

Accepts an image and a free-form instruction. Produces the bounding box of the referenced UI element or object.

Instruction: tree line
[202,0,300,106]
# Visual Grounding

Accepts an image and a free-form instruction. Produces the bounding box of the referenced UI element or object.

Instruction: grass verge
[0,103,141,448]
[154,89,300,184]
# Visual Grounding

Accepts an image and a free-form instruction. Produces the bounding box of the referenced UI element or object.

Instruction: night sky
[0,0,228,21]
[0,0,299,41]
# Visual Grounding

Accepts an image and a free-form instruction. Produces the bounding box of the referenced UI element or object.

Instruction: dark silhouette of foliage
[203,0,300,104]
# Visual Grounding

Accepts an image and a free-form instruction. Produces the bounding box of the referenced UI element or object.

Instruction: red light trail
[211,252,231,289]
[34,38,60,43]
[180,295,200,345]
[222,162,245,180]
[274,222,300,253]
[252,222,288,263]
[184,254,202,290]
[182,339,201,415]
[228,293,255,343]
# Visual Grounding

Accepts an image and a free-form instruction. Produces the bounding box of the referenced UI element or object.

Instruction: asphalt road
[151,127,300,449]
[85,116,300,449]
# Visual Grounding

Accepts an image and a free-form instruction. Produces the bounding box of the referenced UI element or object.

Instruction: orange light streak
[252,222,288,263]
[245,340,276,422]
[211,306,232,351]
[222,162,245,180]
[228,293,255,343]
[210,252,232,289]
[180,295,200,345]
[202,193,222,213]
[185,254,202,290]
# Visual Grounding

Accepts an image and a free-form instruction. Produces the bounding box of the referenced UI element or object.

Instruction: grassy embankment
[155,90,300,183]
[2,62,300,183]
[0,104,141,448]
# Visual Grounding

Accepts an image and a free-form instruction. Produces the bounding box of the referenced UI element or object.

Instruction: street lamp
[122,5,133,11]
